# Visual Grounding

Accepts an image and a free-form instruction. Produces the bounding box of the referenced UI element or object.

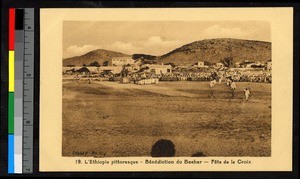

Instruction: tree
[138,66,149,72]
[103,61,109,66]
[221,57,233,68]
[251,64,264,68]
[89,61,100,67]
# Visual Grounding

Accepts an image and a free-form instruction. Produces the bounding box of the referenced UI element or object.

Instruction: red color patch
[9,8,15,50]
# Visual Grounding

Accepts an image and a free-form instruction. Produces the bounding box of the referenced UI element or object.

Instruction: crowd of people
[159,71,271,83]
[70,69,260,101]
[69,69,271,86]
[209,72,253,101]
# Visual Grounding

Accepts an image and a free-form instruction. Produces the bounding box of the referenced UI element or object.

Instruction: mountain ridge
[63,38,271,67]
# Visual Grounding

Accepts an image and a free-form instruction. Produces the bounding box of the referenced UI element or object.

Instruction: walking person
[244,87,251,101]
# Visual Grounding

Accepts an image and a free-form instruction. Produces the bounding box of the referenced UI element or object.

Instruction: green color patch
[8,92,14,134]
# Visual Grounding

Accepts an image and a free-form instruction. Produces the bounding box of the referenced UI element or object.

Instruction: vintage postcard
[40,8,293,171]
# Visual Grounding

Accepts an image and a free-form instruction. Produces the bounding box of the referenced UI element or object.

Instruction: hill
[63,49,130,67]
[63,38,271,67]
[158,38,271,66]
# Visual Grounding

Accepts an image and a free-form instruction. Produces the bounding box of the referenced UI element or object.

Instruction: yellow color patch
[9,50,14,92]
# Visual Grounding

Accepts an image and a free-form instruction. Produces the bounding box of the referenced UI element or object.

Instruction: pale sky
[63,21,271,58]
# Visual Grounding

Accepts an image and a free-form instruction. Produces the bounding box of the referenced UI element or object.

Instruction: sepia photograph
[62,21,272,158]
[40,8,292,171]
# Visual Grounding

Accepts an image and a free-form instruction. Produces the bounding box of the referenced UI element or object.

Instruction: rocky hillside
[158,38,271,66]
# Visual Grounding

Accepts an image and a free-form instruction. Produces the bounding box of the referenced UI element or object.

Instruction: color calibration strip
[8,8,15,174]
[8,8,34,174]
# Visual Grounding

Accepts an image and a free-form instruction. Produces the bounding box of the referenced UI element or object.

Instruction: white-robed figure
[209,79,216,88]
[244,87,251,101]
[218,76,223,84]
[230,81,236,90]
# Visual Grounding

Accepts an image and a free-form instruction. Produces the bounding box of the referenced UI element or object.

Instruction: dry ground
[62,81,271,157]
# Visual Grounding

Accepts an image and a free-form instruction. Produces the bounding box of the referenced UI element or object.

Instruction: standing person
[230,81,236,90]
[244,88,251,101]
[210,80,216,88]
[218,75,223,84]
[73,74,80,83]
[226,78,231,86]
[230,81,236,98]
[88,78,93,84]
[141,72,147,79]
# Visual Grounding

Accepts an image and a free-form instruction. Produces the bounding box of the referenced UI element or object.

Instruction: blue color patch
[8,134,14,174]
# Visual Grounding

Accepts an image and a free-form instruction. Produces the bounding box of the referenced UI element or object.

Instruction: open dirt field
[62,81,271,157]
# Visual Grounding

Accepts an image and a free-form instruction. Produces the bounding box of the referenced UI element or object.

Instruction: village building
[100,66,123,74]
[76,67,100,74]
[62,67,81,74]
[111,57,135,66]
[143,64,172,75]
[255,61,263,66]
[244,60,252,63]
[74,65,135,75]
[197,61,205,67]
[245,63,256,68]
[177,65,189,69]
